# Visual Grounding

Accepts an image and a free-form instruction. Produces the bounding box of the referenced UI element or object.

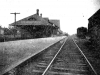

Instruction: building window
[28,17,36,21]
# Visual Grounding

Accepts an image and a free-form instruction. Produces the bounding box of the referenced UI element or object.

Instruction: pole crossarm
[10,12,20,14]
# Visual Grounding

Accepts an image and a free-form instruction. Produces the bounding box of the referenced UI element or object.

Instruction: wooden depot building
[9,9,61,38]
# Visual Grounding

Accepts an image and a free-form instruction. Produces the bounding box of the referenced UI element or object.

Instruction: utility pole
[10,12,20,25]
[10,12,20,37]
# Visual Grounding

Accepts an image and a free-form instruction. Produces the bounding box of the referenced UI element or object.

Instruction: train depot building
[9,9,62,39]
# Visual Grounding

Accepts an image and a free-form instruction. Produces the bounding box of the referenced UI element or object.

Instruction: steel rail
[42,37,67,75]
[72,38,97,75]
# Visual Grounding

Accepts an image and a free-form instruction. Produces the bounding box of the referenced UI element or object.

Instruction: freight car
[77,27,87,39]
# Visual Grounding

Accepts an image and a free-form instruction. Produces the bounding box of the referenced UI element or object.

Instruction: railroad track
[41,37,97,75]
[4,37,97,75]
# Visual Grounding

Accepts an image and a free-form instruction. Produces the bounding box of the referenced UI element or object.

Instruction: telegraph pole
[10,12,20,25]
[10,12,20,37]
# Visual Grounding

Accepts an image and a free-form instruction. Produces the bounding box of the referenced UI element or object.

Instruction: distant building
[49,20,60,28]
[9,9,61,38]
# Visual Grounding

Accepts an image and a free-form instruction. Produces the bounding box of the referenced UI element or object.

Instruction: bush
[0,37,4,42]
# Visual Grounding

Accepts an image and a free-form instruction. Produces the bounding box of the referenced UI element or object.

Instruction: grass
[74,36,100,75]
[0,36,65,75]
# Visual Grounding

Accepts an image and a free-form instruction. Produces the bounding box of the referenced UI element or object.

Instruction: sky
[0,0,100,35]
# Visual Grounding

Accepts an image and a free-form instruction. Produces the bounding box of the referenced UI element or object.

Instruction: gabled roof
[10,13,52,26]
[9,9,60,28]
[88,9,100,21]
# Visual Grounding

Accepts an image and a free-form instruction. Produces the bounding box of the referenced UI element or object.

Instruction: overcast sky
[0,0,100,35]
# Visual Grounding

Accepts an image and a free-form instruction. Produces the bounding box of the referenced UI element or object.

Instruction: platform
[0,36,66,75]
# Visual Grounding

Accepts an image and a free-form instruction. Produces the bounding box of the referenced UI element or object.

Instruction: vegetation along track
[3,37,67,75]
[4,37,97,75]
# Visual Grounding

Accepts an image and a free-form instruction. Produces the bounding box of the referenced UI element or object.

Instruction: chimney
[36,9,39,15]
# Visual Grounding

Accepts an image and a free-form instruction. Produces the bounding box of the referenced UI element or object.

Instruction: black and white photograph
[0,0,100,75]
